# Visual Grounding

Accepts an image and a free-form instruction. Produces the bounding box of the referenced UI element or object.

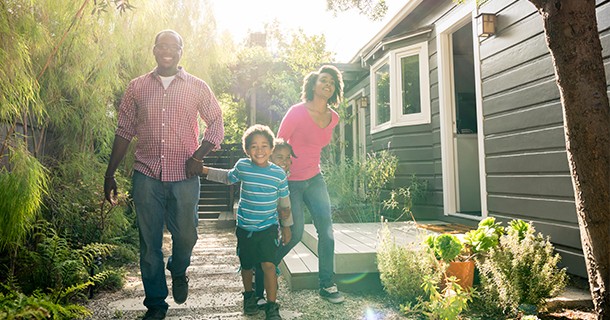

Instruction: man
[104,29,224,320]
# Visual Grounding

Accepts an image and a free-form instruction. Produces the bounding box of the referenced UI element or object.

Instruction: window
[375,63,390,126]
[370,42,430,133]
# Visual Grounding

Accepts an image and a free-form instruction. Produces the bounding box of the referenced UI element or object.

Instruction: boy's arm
[278,196,293,227]
[201,166,232,185]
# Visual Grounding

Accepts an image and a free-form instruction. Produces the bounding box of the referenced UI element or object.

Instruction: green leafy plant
[377,223,441,305]
[417,275,472,320]
[463,217,505,256]
[475,219,568,317]
[323,150,398,222]
[363,150,397,222]
[425,233,465,262]
[0,144,48,251]
[0,283,92,319]
[382,174,429,221]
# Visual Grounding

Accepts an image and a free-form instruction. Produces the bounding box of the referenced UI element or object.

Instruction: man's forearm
[105,136,131,177]
[192,140,215,161]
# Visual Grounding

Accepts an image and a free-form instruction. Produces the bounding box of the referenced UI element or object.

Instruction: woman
[276,65,344,304]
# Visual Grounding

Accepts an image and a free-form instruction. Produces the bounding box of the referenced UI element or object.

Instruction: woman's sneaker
[265,301,282,320]
[319,284,345,304]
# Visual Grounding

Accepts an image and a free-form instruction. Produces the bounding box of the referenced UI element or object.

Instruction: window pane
[401,55,420,115]
[375,64,390,125]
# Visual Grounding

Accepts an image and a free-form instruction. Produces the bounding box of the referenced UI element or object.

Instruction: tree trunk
[528,0,610,318]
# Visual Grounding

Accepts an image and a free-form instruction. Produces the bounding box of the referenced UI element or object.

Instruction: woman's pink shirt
[277,102,339,181]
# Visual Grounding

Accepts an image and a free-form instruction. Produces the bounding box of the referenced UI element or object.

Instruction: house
[337,0,610,278]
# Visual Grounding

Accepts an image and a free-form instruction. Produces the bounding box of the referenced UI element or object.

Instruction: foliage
[225,25,334,132]
[326,0,390,21]
[382,174,429,221]
[12,221,115,296]
[462,217,504,255]
[424,234,464,263]
[323,150,397,222]
[418,275,472,320]
[0,284,91,320]
[215,93,248,145]
[363,149,397,221]
[322,158,369,222]
[475,220,568,316]
[0,144,48,250]
[43,152,134,246]
[377,223,441,305]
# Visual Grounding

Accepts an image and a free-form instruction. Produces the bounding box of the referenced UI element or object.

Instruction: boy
[254,138,296,307]
[200,124,292,320]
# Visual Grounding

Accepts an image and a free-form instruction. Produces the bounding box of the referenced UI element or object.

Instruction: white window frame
[370,42,430,134]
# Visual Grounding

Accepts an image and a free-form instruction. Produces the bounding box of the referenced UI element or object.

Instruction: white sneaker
[256,297,267,309]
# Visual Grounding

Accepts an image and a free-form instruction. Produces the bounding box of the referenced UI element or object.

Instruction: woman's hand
[281,227,292,245]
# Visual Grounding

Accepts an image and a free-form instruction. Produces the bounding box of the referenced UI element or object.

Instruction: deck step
[278,242,319,290]
[280,221,451,292]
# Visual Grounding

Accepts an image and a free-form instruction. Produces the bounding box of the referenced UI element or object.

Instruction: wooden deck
[279,221,463,292]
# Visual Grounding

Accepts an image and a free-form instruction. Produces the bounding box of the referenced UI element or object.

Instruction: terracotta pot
[445,260,475,290]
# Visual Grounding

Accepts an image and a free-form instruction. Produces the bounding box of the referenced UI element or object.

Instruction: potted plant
[424,233,475,290]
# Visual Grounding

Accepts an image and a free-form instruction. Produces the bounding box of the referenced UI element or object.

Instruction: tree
[327,0,609,317]
[526,2,609,318]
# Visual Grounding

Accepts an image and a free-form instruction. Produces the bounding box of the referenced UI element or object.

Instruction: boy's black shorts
[236,225,280,270]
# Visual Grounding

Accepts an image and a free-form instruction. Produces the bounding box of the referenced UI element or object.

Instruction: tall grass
[0,143,48,250]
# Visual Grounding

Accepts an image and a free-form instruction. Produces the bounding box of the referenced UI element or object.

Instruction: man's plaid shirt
[115,67,224,182]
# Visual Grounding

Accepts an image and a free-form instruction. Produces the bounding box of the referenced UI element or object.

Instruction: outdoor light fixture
[359,96,369,108]
[477,13,497,37]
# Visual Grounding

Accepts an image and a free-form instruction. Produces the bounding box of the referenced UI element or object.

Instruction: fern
[0,284,91,319]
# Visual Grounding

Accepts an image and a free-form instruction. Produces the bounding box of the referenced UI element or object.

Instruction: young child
[254,138,296,307]
[200,124,292,320]
[269,138,296,177]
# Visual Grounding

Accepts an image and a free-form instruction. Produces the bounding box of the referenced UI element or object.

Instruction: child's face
[270,147,292,173]
[246,134,273,167]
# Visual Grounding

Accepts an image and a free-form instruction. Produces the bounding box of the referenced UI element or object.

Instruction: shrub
[376,223,441,305]
[323,150,398,222]
[475,220,568,316]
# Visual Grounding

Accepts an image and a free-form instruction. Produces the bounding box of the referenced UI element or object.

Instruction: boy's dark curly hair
[242,124,275,153]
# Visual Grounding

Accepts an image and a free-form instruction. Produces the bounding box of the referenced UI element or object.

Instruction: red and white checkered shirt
[115,67,224,182]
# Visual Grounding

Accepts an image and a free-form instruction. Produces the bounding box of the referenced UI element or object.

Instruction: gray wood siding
[479,0,610,277]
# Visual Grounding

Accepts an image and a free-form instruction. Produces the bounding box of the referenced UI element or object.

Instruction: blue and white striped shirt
[228,158,289,231]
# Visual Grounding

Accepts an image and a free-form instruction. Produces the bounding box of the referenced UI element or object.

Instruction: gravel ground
[85,265,406,320]
[84,219,596,320]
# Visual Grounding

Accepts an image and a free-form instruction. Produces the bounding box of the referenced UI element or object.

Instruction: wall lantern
[477,13,497,37]
[359,96,369,108]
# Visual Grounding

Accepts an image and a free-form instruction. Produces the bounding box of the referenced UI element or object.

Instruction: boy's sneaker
[265,301,282,320]
[319,284,345,304]
[242,291,259,315]
[257,296,267,309]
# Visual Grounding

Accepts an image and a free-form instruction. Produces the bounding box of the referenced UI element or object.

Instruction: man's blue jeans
[132,171,199,310]
[276,173,335,288]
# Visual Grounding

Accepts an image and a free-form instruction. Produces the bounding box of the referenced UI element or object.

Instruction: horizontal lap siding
[479,0,610,277]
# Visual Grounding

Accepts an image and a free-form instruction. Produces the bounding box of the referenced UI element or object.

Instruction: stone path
[92,218,303,319]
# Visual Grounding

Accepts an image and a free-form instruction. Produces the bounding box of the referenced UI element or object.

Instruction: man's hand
[186,157,204,178]
[104,176,118,205]
[281,227,292,245]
